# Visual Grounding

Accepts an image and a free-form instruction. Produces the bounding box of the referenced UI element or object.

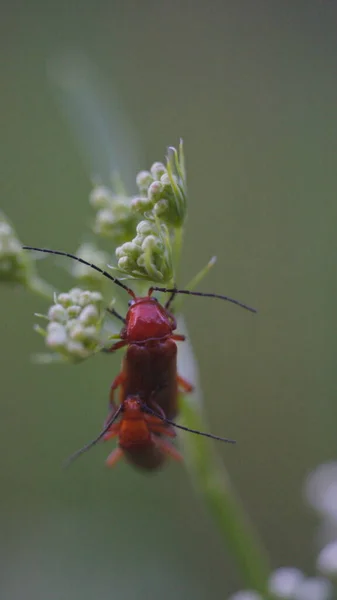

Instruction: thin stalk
[177,318,271,596]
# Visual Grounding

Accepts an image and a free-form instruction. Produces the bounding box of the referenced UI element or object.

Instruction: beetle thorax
[124,296,174,343]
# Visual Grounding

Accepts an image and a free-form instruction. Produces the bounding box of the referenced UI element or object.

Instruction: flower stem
[180,397,270,595]
[177,320,270,596]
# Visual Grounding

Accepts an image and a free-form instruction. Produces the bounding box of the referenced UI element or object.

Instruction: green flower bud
[115,218,173,283]
[150,162,166,180]
[162,141,187,227]
[148,181,164,203]
[153,198,169,218]
[160,172,172,187]
[136,170,153,193]
[136,220,157,237]
[115,241,141,261]
[131,196,154,213]
[117,255,138,273]
[141,234,163,254]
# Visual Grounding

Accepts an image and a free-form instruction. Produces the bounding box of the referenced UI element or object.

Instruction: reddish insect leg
[177,374,194,393]
[172,334,186,342]
[106,339,127,352]
[109,371,126,409]
[103,423,120,441]
[106,447,124,467]
[153,436,183,462]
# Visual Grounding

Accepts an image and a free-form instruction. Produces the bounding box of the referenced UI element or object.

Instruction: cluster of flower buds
[0,212,32,285]
[70,242,110,291]
[132,141,187,228]
[115,219,173,282]
[36,288,104,362]
[90,184,138,244]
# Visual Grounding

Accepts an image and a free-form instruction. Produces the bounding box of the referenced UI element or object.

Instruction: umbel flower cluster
[3,140,336,600]
[35,288,104,361]
[1,142,187,363]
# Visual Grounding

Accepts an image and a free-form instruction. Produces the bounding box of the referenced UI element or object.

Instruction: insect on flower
[23,246,256,470]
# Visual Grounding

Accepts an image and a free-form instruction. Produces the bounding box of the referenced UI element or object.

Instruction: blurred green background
[1,2,336,598]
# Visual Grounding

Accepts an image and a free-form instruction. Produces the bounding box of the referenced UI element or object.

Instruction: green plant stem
[180,395,270,595]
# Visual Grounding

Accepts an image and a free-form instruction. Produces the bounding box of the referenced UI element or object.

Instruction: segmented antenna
[23,246,256,313]
[22,246,135,297]
[63,405,122,467]
[143,404,236,444]
[150,286,256,313]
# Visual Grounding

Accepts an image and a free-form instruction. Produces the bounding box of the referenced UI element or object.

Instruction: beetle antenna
[22,246,136,298]
[106,307,126,324]
[143,405,236,444]
[63,405,122,467]
[149,286,256,313]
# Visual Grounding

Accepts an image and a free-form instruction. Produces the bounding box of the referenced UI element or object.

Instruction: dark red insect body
[103,396,182,470]
[22,246,251,469]
[108,293,192,423]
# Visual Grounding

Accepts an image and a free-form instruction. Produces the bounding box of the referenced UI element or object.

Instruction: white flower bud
[68,323,85,341]
[66,340,89,358]
[82,326,97,341]
[48,304,68,323]
[150,161,166,180]
[136,170,153,192]
[89,291,103,304]
[57,293,72,307]
[79,304,99,325]
[46,323,67,349]
[67,305,82,318]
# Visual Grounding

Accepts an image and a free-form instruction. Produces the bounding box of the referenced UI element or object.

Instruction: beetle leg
[105,447,124,467]
[109,371,126,409]
[153,436,183,461]
[172,334,186,342]
[103,423,120,441]
[148,423,176,437]
[106,339,128,352]
[177,374,194,393]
